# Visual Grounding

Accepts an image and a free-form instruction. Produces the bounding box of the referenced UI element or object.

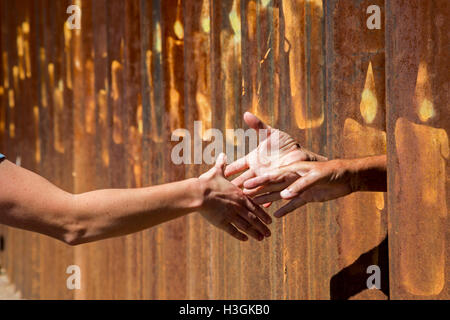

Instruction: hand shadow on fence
[330,236,389,300]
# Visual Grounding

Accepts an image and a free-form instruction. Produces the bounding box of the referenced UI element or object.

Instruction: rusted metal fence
[386,0,449,299]
[0,0,447,299]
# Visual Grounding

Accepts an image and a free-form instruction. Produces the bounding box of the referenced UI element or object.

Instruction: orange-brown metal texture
[386,0,449,299]
[0,0,446,300]
[0,0,75,299]
[326,0,388,300]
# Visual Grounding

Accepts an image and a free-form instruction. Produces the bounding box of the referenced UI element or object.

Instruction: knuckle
[240,222,250,231]
[247,212,257,220]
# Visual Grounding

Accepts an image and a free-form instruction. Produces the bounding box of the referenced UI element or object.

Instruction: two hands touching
[0,112,385,246]
[200,112,387,241]
[198,153,271,242]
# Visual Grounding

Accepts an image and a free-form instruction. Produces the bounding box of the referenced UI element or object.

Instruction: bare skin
[226,113,386,218]
[225,112,327,207]
[243,155,387,217]
[225,113,327,186]
[0,153,271,246]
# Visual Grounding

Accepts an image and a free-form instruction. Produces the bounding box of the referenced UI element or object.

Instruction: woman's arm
[0,154,271,245]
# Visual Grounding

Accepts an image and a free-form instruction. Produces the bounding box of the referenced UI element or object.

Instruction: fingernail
[280,189,293,198]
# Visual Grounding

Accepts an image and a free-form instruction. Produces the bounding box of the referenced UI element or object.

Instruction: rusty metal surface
[326,0,388,300]
[0,0,446,300]
[386,0,449,299]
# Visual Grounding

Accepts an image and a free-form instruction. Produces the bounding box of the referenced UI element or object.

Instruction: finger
[231,170,256,188]
[232,214,265,241]
[243,174,275,189]
[243,197,272,225]
[234,207,270,239]
[253,192,283,204]
[221,223,248,241]
[243,169,298,190]
[280,173,320,200]
[244,180,291,197]
[243,185,266,197]
[214,152,227,172]
[243,112,272,132]
[273,197,307,218]
[263,202,272,208]
[306,150,328,162]
[224,155,248,177]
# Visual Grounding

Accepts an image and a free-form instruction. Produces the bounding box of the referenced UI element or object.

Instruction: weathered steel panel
[0,0,446,300]
[386,0,449,299]
[184,0,215,299]
[326,0,388,300]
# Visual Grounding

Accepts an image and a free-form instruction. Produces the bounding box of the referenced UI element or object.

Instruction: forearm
[71,178,204,245]
[0,160,205,245]
[347,155,387,192]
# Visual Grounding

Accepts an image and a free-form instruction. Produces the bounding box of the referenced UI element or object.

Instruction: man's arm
[242,155,387,218]
[349,155,387,192]
[0,154,271,245]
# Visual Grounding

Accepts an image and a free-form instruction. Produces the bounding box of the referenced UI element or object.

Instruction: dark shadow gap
[330,236,389,300]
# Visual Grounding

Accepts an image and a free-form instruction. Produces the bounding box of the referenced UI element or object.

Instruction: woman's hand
[224,112,327,188]
[243,159,356,218]
[199,153,272,241]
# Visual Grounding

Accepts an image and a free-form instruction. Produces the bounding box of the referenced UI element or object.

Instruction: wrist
[345,156,387,192]
[340,159,362,193]
[189,178,208,211]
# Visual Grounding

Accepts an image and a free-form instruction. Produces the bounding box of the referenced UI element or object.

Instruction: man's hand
[224,112,327,207]
[199,153,272,241]
[243,156,386,218]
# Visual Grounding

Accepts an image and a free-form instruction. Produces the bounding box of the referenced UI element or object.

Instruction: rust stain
[2,52,9,88]
[415,62,434,122]
[22,21,31,78]
[16,25,26,80]
[360,62,378,124]
[111,60,123,144]
[0,87,4,134]
[33,106,41,163]
[84,60,95,134]
[167,37,183,134]
[8,89,14,108]
[340,118,386,265]
[174,20,184,40]
[394,118,448,296]
[64,21,73,89]
[53,80,65,153]
[155,22,162,54]
[200,0,210,34]
[223,0,242,146]
[39,48,48,107]
[8,89,15,138]
[48,63,54,88]
[97,89,109,166]
[284,0,324,129]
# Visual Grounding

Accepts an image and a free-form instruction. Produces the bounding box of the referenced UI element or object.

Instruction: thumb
[214,153,227,173]
[243,112,272,133]
[279,173,320,200]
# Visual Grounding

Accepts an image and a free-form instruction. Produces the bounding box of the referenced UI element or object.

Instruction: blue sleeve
[0,153,5,160]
